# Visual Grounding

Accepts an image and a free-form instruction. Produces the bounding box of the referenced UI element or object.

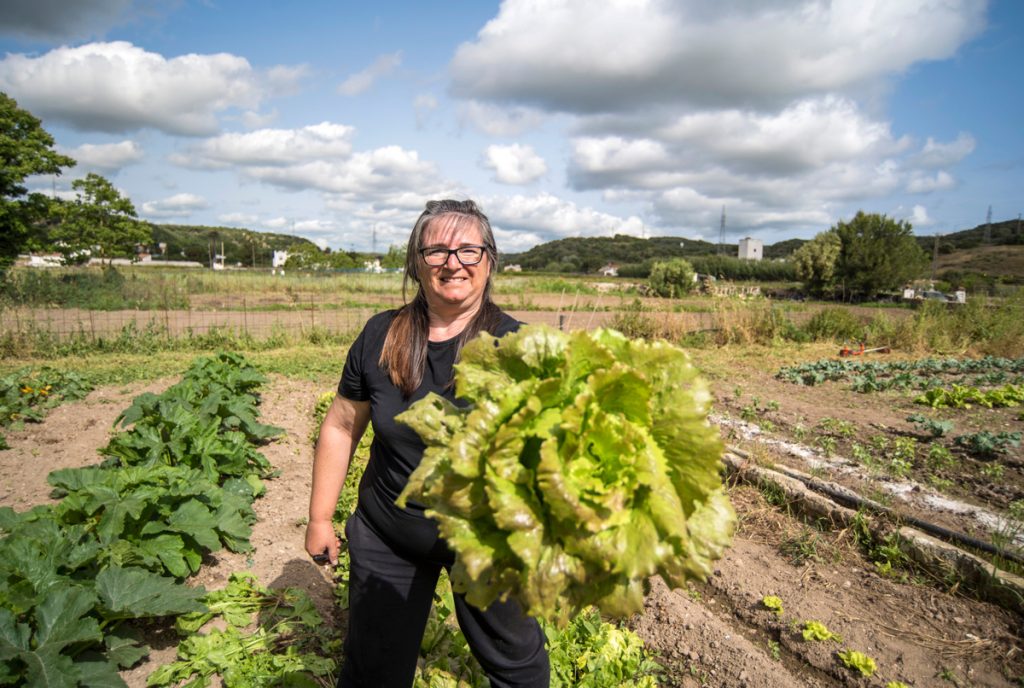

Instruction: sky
[1,0,1021,254]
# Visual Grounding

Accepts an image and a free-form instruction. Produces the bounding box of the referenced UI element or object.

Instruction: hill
[146,224,319,268]
[916,218,1024,253]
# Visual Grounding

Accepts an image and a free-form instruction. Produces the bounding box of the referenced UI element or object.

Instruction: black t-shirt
[338,308,519,555]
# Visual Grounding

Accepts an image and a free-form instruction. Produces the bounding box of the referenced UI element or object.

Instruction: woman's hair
[379,199,503,397]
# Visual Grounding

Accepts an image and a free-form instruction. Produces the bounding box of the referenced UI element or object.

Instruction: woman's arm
[305,394,370,565]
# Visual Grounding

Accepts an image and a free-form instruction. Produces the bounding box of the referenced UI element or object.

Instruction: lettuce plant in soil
[397,325,735,624]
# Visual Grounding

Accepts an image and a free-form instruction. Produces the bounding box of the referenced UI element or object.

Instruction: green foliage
[905,414,953,437]
[761,595,784,614]
[648,258,696,298]
[149,572,336,687]
[0,352,279,684]
[50,173,151,263]
[396,325,733,624]
[915,383,1024,409]
[0,366,91,448]
[803,307,865,342]
[837,649,877,677]
[801,621,841,642]
[832,211,929,300]
[778,356,1024,393]
[148,224,319,268]
[0,266,189,310]
[0,92,76,270]
[792,231,841,296]
[952,431,1021,459]
[545,608,661,688]
[687,254,796,282]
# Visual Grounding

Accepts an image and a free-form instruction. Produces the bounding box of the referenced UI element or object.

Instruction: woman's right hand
[305,518,341,566]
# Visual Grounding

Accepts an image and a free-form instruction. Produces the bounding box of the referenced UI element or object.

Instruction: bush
[803,308,865,342]
[648,259,696,298]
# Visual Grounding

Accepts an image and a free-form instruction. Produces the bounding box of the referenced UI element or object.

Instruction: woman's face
[417,215,491,311]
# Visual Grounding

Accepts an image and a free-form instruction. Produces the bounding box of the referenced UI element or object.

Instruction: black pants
[338,506,550,688]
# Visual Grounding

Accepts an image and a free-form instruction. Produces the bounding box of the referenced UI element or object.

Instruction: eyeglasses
[419,245,487,266]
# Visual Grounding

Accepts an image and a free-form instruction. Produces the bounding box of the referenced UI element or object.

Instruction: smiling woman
[305,199,550,688]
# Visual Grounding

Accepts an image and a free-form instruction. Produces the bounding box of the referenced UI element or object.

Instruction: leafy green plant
[779,529,821,565]
[838,649,877,677]
[767,640,781,661]
[905,413,954,438]
[148,572,336,687]
[926,443,957,471]
[801,621,842,642]
[887,436,917,478]
[396,325,734,624]
[953,431,1022,459]
[761,595,784,614]
[0,367,92,449]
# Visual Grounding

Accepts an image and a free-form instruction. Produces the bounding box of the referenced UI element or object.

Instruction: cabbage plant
[397,325,734,624]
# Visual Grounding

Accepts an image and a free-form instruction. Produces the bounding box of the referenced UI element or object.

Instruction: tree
[380,244,406,269]
[0,92,76,269]
[792,230,841,296]
[648,258,696,298]
[832,211,928,300]
[51,173,151,263]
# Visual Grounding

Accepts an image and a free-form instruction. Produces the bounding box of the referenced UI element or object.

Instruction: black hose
[725,445,1024,567]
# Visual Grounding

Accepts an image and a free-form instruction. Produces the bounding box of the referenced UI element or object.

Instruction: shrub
[648,259,696,298]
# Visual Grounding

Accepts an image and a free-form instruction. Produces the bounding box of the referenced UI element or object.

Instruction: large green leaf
[95,566,205,618]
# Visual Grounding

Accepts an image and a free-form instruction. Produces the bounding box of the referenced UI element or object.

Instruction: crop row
[776,356,1024,392]
[0,367,92,449]
[0,352,283,686]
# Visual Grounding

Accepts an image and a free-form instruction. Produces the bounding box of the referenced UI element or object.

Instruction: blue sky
[1,0,1020,254]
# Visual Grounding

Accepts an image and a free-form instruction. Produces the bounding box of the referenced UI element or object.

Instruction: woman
[306,199,550,688]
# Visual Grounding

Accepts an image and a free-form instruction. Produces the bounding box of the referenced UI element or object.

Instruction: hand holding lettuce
[396,325,734,624]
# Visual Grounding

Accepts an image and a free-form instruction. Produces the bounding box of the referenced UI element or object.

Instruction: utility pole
[931,234,940,280]
[984,205,992,244]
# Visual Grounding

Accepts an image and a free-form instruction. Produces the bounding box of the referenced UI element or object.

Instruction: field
[1,268,1023,687]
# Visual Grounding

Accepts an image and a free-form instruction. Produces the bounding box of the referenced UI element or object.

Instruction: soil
[1,365,1022,687]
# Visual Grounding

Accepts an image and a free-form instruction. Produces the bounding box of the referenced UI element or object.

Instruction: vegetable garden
[2,272,1023,687]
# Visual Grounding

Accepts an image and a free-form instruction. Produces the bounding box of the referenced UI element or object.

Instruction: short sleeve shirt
[338,309,520,518]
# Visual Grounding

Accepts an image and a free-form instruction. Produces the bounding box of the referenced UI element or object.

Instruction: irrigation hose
[725,445,1024,568]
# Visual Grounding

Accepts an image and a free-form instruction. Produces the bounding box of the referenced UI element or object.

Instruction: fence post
[243,296,249,338]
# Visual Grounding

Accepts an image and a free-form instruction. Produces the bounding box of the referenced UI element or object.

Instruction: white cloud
[338,51,402,96]
[294,219,335,233]
[241,110,279,129]
[459,101,546,137]
[913,132,976,168]
[142,193,209,218]
[0,0,133,41]
[482,144,548,185]
[450,0,987,113]
[908,204,933,227]
[483,192,650,248]
[218,212,260,226]
[176,122,355,167]
[0,42,291,135]
[62,140,143,172]
[907,170,956,193]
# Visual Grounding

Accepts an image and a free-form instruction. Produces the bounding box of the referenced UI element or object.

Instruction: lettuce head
[396,325,734,624]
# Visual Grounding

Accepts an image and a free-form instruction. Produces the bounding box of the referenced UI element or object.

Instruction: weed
[981,463,1006,480]
[779,529,822,565]
[767,640,781,661]
[815,434,837,457]
[926,443,958,471]
[818,416,857,438]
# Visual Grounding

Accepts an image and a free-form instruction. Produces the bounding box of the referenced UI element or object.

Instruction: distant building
[738,237,763,261]
[364,258,384,273]
[599,263,619,277]
[272,250,290,268]
[503,264,523,272]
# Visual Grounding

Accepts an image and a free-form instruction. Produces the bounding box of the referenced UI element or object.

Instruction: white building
[738,237,763,261]
[272,250,290,268]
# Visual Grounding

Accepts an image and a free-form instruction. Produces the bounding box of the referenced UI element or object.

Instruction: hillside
[147,224,318,268]
[916,218,1024,253]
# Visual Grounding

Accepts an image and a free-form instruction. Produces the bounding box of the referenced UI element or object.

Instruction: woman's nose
[444,250,461,268]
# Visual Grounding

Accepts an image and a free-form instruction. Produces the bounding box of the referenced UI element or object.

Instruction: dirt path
[1,372,1021,687]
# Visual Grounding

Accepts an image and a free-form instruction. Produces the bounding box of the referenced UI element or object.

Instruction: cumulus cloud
[482,144,548,185]
[62,140,144,172]
[414,94,438,129]
[0,42,298,136]
[908,204,933,227]
[173,122,448,204]
[483,192,650,249]
[142,193,209,218]
[338,52,402,96]
[450,0,986,113]
[0,0,134,41]
[174,122,356,167]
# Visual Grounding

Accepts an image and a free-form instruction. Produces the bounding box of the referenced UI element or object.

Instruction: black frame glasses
[418,245,487,266]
